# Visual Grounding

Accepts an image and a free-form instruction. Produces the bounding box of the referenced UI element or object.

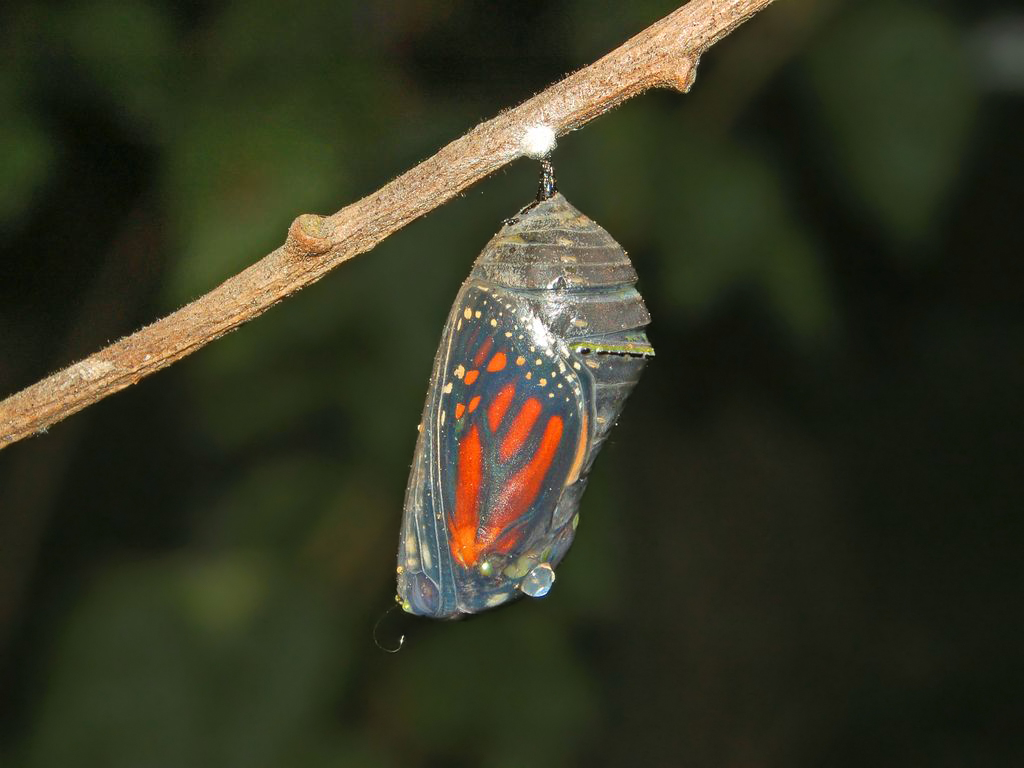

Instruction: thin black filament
[537,158,557,201]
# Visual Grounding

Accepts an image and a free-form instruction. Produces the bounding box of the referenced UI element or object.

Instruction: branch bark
[0,0,776,450]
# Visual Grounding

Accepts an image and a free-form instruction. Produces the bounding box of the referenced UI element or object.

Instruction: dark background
[1,1,1021,766]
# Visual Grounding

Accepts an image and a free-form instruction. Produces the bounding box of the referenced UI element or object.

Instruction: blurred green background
[1,0,1021,765]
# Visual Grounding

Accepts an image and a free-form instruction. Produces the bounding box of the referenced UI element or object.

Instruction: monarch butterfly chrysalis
[397,162,653,618]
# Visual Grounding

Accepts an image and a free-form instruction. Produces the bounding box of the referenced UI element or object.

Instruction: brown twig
[0,0,777,450]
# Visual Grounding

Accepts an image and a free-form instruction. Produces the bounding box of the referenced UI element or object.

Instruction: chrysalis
[397,163,653,618]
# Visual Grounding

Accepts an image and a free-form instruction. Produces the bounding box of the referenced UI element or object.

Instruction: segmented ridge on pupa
[471,193,637,291]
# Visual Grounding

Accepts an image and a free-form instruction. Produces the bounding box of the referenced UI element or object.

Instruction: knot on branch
[286,213,333,256]
[655,52,699,93]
